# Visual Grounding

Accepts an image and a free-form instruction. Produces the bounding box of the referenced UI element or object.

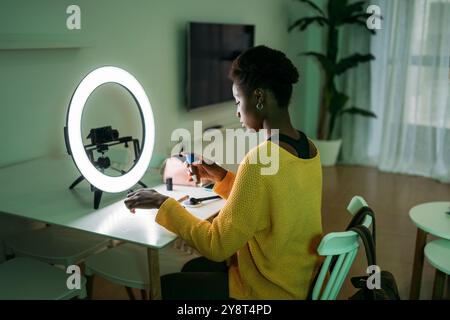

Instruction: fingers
[126,190,138,198]
[124,196,139,210]
[127,188,147,198]
[173,238,195,254]
[185,163,198,179]
[125,193,139,202]
[174,238,182,250]
[179,153,214,166]
[190,162,201,168]
[197,155,215,165]
[194,154,213,165]
[187,160,207,170]
[125,197,150,213]
[126,188,157,198]
[124,189,159,212]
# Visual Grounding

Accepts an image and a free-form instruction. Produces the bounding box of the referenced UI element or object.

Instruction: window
[405,0,450,128]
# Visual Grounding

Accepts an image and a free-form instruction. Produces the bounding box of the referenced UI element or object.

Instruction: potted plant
[289,0,377,166]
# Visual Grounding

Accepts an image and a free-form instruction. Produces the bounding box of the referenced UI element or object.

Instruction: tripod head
[65,125,146,209]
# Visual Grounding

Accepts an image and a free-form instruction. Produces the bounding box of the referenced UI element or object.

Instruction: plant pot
[312,139,342,167]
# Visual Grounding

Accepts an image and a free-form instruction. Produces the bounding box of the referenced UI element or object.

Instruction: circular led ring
[67,66,155,193]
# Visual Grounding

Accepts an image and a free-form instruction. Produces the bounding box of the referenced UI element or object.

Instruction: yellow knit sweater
[156,140,323,299]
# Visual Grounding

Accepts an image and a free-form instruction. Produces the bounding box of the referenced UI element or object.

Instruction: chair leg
[432,269,446,300]
[140,289,147,300]
[125,286,136,300]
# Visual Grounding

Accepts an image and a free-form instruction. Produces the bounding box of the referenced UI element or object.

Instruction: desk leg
[147,247,161,300]
[409,229,427,300]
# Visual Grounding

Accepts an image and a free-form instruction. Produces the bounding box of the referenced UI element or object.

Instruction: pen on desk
[178,195,189,203]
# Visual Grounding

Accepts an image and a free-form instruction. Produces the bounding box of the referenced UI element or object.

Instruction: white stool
[0,257,87,300]
[4,225,111,267]
[424,239,450,299]
[85,242,199,299]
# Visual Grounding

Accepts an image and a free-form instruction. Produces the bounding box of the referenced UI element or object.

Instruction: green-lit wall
[288,0,325,139]
[0,0,323,168]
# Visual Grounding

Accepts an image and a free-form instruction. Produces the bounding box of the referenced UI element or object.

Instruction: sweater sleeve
[212,171,235,199]
[155,158,268,262]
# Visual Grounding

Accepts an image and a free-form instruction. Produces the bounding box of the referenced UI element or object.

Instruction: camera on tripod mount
[87,126,119,145]
[64,122,147,209]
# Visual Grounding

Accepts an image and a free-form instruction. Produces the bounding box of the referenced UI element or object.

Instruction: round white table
[409,202,450,300]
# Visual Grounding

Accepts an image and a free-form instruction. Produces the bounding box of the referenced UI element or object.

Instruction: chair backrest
[311,196,372,300]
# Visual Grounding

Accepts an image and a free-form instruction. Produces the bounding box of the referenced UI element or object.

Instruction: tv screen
[187,22,255,110]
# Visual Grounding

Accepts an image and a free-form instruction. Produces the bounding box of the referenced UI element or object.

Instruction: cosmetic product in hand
[185,153,199,185]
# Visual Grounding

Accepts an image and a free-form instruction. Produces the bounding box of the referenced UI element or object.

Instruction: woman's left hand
[124,189,169,213]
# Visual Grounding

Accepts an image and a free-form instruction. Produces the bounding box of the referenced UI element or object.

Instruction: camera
[66,123,146,209]
[87,126,119,145]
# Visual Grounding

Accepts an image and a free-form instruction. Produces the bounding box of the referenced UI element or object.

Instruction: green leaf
[329,91,349,115]
[330,1,373,26]
[340,12,371,25]
[341,1,366,19]
[295,0,325,17]
[343,18,377,34]
[335,53,375,75]
[345,12,372,20]
[300,52,334,74]
[288,16,329,32]
[340,106,377,118]
[327,0,350,25]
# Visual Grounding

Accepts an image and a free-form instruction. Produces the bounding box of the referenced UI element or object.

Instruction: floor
[91,165,450,300]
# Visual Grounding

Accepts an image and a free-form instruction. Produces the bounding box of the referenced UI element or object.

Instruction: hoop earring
[256,103,264,111]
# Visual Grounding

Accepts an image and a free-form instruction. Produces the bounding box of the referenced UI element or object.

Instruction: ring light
[66,66,155,193]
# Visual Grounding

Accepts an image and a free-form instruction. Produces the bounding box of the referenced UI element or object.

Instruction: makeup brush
[183,195,221,207]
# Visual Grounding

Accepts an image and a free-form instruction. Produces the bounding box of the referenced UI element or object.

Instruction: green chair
[4,225,111,267]
[311,196,373,300]
[424,239,450,299]
[0,257,87,300]
[84,242,198,299]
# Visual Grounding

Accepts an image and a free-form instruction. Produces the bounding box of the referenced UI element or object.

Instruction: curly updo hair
[228,45,299,108]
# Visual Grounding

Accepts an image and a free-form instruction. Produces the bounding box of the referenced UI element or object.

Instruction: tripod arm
[69,175,85,189]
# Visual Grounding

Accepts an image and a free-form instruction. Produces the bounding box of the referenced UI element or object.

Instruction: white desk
[0,156,225,299]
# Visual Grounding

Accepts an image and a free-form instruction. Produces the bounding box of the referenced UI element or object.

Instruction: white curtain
[340,0,450,183]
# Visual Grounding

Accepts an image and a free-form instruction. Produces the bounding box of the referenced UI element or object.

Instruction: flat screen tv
[187,22,255,110]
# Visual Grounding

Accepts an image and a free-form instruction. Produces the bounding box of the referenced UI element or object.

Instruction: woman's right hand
[186,158,227,183]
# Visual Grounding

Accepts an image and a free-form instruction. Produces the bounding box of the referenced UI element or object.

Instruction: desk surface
[0,157,225,249]
[409,202,450,240]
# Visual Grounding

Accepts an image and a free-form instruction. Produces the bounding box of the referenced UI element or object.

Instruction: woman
[125,45,323,300]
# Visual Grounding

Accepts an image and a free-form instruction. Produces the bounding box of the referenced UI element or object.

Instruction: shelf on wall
[0,34,90,50]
